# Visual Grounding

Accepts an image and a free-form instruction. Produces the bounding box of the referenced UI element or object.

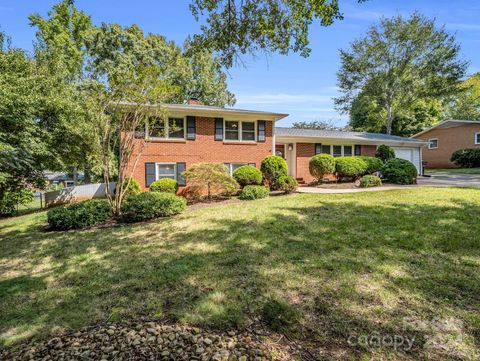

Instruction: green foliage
[239,185,270,200]
[292,119,344,131]
[120,192,186,223]
[451,149,480,168]
[150,178,179,194]
[375,145,395,163]
[262,298,300,332]
[381,158,418,185]
[47,199,111,230]
[260,156,288,189]
[309,154,336,181]
[359,156,383,174]
[335,13,467,135]
[335,157,368,179]
[445,73,480,120]
[183,163,239,199]
[359,175,382,188]
[275,175,298,194]
[120,178,142,199]
[0,189,35,217]
[233,165,262,187]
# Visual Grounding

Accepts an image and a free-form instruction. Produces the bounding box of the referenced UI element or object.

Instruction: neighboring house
[412,120,480,168]
[127,101,425,189]
[44,171,84,188]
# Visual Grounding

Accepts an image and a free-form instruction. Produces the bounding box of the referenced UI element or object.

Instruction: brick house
[127,101,425,189]
[412,120,480,168]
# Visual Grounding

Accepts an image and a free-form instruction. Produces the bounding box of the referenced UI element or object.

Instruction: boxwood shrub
[233,165,262,187]
[309,154,335,181]
[47,199,111,230]
[381,158,418,185]
[239,185,270,200]
[275,175,298,194]
[261,156,288,189]
[359,156,383,175]
[451,148,480,168]
[150,178,178,194]
[121,192,186,223]
[375,144,395,162]
[335,156,368,179]
[359,175,383,188]
[120,178,142,199]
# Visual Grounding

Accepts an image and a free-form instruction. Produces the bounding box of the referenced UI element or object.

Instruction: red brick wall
[361,145,377,156]
[414,124,480,168]
[127,117,273,189]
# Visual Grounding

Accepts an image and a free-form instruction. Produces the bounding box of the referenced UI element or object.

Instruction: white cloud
[235,93,334,105]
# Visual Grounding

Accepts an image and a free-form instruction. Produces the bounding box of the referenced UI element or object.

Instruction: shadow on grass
[0,191,479,359]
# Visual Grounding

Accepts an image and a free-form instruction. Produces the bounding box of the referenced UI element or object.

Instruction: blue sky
[1,0,479,127]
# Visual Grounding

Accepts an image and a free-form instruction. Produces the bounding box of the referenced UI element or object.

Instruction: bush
[309,154,336,182]
[121,192,186,223]
[359,175,383,188]
[375,144,395,162]
[275,175,298,193]
[150,178,178,194]
[233,165,262,187]
[261,156,288,189]
[262,298,300,332]
[381,158,418,185]
[335,156,368,179]
[47,199,111,230]
[451,148,480,168]
[239,185,270,200]
[0,189,35,217]
[120,178,142,199]
[359,156,384,175]
[183,163,239,199]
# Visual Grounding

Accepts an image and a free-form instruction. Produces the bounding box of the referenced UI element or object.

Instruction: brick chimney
[187,97,201,105]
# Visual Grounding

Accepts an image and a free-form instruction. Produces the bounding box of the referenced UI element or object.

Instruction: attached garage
[391,147,422,174]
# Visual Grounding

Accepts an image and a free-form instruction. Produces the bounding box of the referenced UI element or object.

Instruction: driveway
[418,173,480,188]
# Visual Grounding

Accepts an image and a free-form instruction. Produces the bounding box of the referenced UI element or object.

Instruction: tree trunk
[386,103,393,135]
[84,164,91,184]
[72,167,78,185]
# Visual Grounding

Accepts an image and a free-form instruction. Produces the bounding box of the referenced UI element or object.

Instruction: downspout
[272,119,276,155]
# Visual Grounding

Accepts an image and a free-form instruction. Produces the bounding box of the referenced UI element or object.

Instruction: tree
[189,0,367,67]
[183,163,239,199]
[445,73,480,120]
[335,13,468,135]
[292,119,345,131]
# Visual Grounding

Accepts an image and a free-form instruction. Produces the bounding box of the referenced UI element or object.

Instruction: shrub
[381,158,418,185]
[359,156,384,175]
[0,189,35,216]
[260,156,288,189]
[262,298,300,332]
[120,178,142,199]
[47,199,111,230]
[359,175,383,188]
[233,165,262,187]
[121,192,186,223]
[150,178,178,194]
[309,154,336,182]
[375,144,395,162]
[335,156,368,179]
[183,163,239,199]
[451,148,480,168]
[275,175,298,194]
[239,185,269,200]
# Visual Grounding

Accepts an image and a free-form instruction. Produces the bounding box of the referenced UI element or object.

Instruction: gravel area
[0,321,285,360]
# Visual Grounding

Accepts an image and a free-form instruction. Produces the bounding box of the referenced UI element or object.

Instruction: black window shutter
[145,162,156,187]
[176,162,186,186]
[315,143,322,155]
[354,145,362,156]
[258,120,266,142]
[186,116,196,140]
[215,118,223,141]
[248,162,256,167]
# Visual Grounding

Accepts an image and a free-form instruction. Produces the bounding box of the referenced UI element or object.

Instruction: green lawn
[1,189,479,359]
[426,168,480,174]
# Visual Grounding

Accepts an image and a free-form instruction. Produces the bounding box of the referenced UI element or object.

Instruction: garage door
[391,147,421,173]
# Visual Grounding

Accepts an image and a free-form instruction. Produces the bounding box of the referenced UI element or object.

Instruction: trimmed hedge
[381,158,418,185]
[359,175,382,188]
[150,178,178,194]
[121,192,186,223]
[309,154,335,181]
[359,156,383,175]
[335,156,368,178]
[375,144,395,162]
[233,165,262,187]
[451,148,480,168]
[261,156,288,189]
[239,185,270,200]
[47,199,111,230]
[275,175,298,194]
[120,178,142,199]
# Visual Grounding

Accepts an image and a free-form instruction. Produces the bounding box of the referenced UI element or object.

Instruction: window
[428,138,438,149]
[321,145,331,154]
[475,132,480,145]
[148,117,185,139]
[354,145,362,156]
[344,145,353,156]
[157,163,176,180]
[168,118,185,139]
[227,163,248,175]
[225,121,239,140]
[224,120,257,141]
[134,121,146,139]
[242,121,255,141]
[333,145,342,157]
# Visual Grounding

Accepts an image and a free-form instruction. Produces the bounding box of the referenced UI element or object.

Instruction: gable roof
[275,127,425,145]
[413,120,480,138]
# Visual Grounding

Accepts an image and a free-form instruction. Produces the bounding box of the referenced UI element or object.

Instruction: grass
[1,188,479,359]
[426,168,480,174]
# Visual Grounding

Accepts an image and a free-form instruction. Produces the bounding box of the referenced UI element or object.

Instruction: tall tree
[292,119,346,131]
[335,13,468,135]
[445,73,480,120]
